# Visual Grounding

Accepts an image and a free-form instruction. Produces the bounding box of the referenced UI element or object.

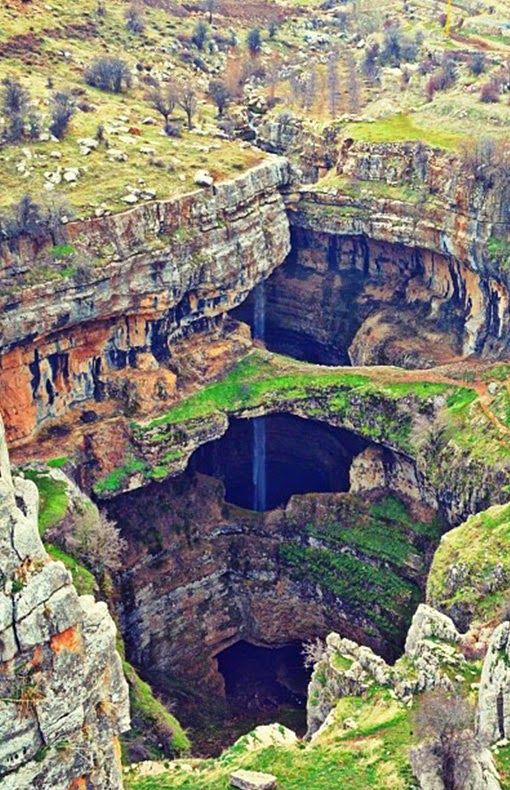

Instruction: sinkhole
[217,640,310,717]
[188,413,369,511]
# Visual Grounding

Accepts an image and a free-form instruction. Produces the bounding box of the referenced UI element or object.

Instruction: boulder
[194,169,214,188]
[477,622,510,744]
[230,770,277,789]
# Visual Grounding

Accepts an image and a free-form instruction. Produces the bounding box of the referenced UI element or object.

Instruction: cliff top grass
[1,0,508,222]
[137,351,455,432]
[427,501,510,625]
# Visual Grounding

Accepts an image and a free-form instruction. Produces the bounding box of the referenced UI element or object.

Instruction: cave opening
[217,640,310,723]
[188,413,369,511]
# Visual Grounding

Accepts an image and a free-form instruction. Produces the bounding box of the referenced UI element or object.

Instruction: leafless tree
[178,84,198,130]
[411,691,478,790]
[204,0,218,24]
[66,510,128,575]
[345,51,360,114]
[147,83,178,130]
[303,638,326,669]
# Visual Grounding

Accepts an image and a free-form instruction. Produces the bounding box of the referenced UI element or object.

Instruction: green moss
[279,543,421,637]
[427,501,510,622]
[47,456,69,469]
[93,456,149,495]
[22,469,68,535]
[50,243,76,259]
[45,543,97,595]
[123,661,190,757]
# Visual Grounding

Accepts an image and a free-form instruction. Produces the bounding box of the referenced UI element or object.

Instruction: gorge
[2,134,510,787]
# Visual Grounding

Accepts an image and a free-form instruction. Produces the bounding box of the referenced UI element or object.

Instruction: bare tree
[345,51,360,114]
[411,691,478,790]
[208,79,230,116]
[66,510,128,575]
[303,638,326,669]
[1,76,30,142]
[147,83,178,131]
[178,85,198,130]
[204,0,218,24]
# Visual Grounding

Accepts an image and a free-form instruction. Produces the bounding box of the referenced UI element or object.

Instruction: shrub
[49,92,75,139]
[85,57,132,93]
[469,52,486,76]
[125,5,144,34]
[0,195,47,243]
[1,76,30,142]
[247,28,262,56]
[208,79,230,115]
[480,80,500,103]
[192,20,208,50]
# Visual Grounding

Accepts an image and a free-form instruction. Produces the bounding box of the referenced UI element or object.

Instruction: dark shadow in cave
[188,413,369,511]
[217,640,310,715]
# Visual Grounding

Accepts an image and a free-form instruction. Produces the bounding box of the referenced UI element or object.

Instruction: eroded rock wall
[0,158,291,445]
[0,416,129,788]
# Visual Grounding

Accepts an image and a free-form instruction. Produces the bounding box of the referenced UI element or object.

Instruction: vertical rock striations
[0,416,129,789]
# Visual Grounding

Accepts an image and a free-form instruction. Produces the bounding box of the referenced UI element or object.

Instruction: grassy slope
[126,691,414,790]
[427,501,510,622]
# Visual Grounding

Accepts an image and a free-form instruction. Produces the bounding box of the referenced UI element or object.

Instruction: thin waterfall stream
[252,283,267,511]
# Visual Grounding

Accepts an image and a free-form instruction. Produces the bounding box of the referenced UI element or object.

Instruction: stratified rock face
[0,417,129,789]
[0,158,291,445]
[477,622,510,746]
[238,230,507,368]
[272,140,510,368]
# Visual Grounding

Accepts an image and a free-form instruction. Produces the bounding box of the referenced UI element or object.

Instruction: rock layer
[0,158,291,445]
[0,416,129,789]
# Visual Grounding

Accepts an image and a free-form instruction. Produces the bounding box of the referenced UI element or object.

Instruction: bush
[247,28,262,56]
[208,79,230,115]
[0,195,71,245]
[49,92,75,140]
[192,20,208,50]
[85,57,132,93]
[469,52,486,76]
[480,80,500,103]
[125,5,144,34]
[1,76,30,142]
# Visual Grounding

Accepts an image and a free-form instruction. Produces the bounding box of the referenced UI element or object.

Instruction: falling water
[252,283,267,511]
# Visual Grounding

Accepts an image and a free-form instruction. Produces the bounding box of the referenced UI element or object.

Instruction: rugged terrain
[2,0,510,788]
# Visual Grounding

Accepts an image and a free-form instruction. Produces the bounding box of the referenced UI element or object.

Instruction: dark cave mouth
[188,413,370,511]
[217,640,310,715]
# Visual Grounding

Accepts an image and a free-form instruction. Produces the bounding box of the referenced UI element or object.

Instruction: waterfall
[252,283,267,511]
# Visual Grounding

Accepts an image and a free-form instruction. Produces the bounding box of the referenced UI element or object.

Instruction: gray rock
[230,769,278,789]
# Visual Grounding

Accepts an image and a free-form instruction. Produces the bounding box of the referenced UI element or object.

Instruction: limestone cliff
[0,157,291,446]
[0,416,129,789]
[277,140,510,367]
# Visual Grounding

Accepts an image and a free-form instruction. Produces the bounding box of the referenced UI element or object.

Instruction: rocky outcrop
[477,622,510,746]
[0,416,129,788]
[306,604,466,737]
[256,140,510,368]
[0,158,291,445]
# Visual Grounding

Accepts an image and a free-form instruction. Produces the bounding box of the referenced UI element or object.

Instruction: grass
[22,469,69,535]
[126,696,414,790]
[427,501,510,623]
[123,661,191,758]
[280,543,421,638]
[136,352,454,438]
[343,113,466,151]
[308,495,441,570]
[45,543,97,595]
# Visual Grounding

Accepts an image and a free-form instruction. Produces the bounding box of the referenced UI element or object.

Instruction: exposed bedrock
[234,229,510,369]
[0,158,291,445]
[108,415,441,709]
[0,416,129,789]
